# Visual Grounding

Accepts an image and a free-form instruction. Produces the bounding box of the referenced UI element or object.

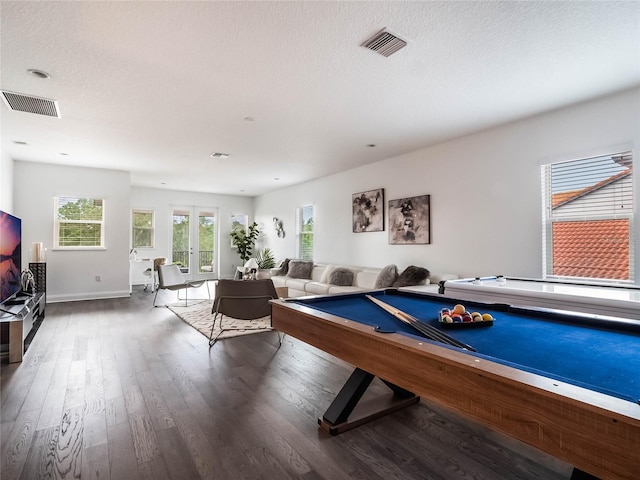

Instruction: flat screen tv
[0,211,21,304]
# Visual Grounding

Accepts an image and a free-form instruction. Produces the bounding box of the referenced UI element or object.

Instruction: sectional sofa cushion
[287,260,314,279]
[304,281,331,296]
[375,264,399,288]
[393,265,430,287]
[329,267,354,286]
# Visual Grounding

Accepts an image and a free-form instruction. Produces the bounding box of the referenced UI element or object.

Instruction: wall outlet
[95,275,101,282]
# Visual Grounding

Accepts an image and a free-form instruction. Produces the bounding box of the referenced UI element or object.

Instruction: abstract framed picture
[388,194,431,244]
[352,188,384,232]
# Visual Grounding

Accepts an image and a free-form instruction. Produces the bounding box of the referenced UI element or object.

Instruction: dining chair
[143,257,166,291]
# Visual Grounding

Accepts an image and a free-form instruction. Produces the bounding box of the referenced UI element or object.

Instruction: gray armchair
[154,264,210,307]
[209,279,281,347]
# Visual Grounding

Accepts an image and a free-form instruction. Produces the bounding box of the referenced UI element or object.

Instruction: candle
[32,242,44,262]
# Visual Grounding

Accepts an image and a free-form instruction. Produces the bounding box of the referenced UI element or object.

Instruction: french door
[170,206,217,281]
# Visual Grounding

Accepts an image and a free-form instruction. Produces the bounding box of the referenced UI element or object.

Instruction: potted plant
[230,221,260,264]
[255,248,276,279]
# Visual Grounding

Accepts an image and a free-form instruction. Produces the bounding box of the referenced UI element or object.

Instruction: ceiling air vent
[1,90,61,118]
[361,29,407,57]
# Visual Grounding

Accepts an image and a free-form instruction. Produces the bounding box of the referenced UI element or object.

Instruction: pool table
[271,289,640,480]
[442,276,640,321]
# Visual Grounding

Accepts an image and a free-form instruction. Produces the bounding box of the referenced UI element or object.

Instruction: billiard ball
[462,314,473,322]
[453,304,466,315]
[482,313,493,321]
[451,313,463,322]
[442,315,453,323]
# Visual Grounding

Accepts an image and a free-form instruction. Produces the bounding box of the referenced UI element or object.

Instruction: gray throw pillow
[392,266,430,287]
[276,258,290,276]
[287,260,313,279]
[329,268,354,286]
[375,264,399,288]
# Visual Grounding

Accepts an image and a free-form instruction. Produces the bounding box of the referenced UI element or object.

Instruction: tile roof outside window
[552,219,629,280]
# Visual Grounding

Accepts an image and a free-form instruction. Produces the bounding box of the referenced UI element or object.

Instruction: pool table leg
[570,468,600,480]
[319,367,420,435]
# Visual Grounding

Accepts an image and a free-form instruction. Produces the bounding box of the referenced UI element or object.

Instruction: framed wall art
[352,188,384,232]
[388,194,431,244]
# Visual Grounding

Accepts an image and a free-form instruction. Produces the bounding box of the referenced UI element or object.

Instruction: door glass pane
[198,211,215,273]
[172,210,190,273]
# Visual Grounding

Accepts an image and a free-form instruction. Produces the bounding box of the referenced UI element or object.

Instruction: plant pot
[256,269,272,280]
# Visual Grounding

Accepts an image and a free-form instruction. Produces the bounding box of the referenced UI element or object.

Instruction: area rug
[168,300,273,340]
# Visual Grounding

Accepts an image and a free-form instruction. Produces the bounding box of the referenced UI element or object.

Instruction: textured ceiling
[1,1,639,196]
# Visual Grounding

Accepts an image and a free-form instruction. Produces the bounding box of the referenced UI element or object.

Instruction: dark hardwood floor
[1,286,573,479]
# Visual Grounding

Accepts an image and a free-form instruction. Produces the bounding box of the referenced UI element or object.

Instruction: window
[297,204,314,261]
[132,209,154,248]
[54,196,105,248]
[230,213,248,247]
[542,152,634,283]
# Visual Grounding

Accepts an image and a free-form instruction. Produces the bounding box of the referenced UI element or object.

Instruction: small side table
[275,286,288,298]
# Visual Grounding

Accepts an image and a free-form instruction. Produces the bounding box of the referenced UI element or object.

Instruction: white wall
[14,162,131,302]
[0,150,13,212]
[130,187,254,279]
[255,87,640,283]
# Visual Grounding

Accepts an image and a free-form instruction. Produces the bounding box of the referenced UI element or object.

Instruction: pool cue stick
[366,295,471,350]
[366,295,475,351]
[365,294,454,344]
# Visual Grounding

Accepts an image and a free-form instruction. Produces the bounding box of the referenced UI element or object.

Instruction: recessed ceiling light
[367,144,376,148]
[244,116,255,122]
[210,152,230,159]
[27,69,51,79]
[13,140,27,145]
[59,152,69,156]
[161,182,166,185]
[274,177,280,181]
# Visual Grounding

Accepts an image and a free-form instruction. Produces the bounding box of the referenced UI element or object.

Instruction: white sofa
[270,262,457,297]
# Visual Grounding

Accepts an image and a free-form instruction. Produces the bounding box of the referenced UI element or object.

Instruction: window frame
[131,208,155,249]
[53,196,106,250]
[541,151,634,284]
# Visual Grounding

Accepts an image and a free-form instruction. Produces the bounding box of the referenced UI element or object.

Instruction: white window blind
[297,204,314,261]
[542,152,634,282]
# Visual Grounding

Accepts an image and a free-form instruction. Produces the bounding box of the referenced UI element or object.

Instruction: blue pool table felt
[292,291,640,404]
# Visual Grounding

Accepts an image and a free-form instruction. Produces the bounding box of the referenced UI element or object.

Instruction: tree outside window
[54,197,104,248]
[132,209,154,249]
[298,205,314,261]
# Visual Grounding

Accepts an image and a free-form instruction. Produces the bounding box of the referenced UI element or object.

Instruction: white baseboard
[46,290,131,303]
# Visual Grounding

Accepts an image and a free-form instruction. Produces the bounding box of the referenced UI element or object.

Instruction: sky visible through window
[551,155,629,193]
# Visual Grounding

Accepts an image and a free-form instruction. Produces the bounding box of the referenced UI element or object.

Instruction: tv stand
[0,292,46,363]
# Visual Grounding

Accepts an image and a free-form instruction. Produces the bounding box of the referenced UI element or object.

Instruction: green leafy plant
[256,248,276,269]
[230,221,259,263]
